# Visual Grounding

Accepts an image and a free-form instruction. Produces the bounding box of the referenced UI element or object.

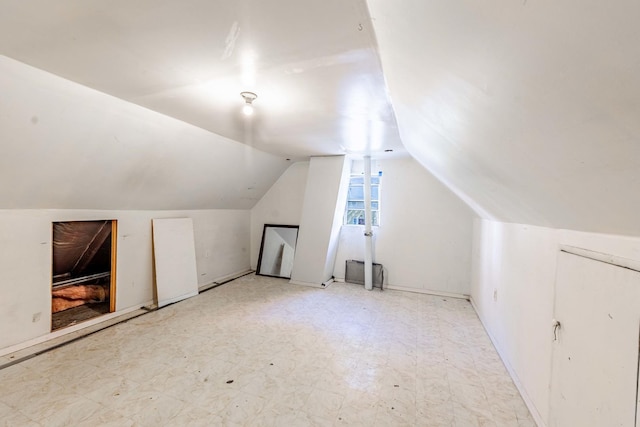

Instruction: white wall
[291,156,350,286]
[250,161,309,269]
[0,209,250,351]
[471,219,640,426]
[0,55,288,210]
[334,156,477,296]
[0,55,289,353]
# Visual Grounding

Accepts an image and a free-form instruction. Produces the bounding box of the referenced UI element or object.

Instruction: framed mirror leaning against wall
[256,224,299,279]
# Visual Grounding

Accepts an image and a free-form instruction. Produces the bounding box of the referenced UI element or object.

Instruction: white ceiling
[0,55,289,210]
[369,0,640,236]
[0,0,404,160]
[3,0,640,235]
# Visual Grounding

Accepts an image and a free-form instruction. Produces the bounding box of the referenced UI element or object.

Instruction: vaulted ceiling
[369,0,640,236]
[0,0,403,159]
[1,0,639,235]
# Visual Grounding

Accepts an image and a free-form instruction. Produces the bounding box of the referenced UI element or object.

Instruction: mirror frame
[256,224,299,279]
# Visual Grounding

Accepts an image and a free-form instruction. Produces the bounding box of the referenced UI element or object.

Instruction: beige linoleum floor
[0,274,534,426]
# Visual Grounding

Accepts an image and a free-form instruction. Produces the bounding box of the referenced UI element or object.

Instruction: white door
[550,251,640,427]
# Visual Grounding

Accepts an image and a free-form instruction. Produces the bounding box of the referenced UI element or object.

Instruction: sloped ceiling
[0,0,403,159]
[368,0,640,236]
[2,1,639,235]
[0,56,288,210]
[0,0,405,210]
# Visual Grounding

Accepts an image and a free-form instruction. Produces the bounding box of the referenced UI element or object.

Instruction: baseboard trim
[2,270,255,362]
[384,284,469,300]
[469,297,545,427]
[332,278,469,299]
[1,268,259,369]
[199,269,253,292]
[321,278,334,288]
[0,303,151,367]
[289,279,325,288]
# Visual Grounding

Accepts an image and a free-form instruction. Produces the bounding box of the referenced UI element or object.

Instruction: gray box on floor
[345,260,384,288]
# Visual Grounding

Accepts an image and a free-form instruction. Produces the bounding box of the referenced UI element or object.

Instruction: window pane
[345,210,380,226]
[344,173,382,226]
[371,186,379,200]
[346,210,366,225]
[348,186,364,200]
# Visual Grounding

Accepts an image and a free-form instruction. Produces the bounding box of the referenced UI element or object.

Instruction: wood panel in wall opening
[152,218,198,308]
[110,220,117,313]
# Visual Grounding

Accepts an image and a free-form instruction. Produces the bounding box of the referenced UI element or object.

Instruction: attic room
[1,0,639,426]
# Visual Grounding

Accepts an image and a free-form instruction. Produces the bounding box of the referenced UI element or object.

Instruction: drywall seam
[559,245,640,272]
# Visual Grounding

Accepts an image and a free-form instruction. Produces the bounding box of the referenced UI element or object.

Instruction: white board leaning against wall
[152,218,199,308]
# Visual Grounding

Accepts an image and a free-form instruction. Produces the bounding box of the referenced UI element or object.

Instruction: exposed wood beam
[71,221,111,275]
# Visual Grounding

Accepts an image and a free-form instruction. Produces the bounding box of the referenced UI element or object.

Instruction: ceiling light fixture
[240,91,257,116]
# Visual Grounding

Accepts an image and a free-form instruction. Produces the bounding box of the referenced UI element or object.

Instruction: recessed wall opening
[51,220,117,331]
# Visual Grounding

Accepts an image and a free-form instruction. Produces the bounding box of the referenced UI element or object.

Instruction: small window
[344,173,381,226]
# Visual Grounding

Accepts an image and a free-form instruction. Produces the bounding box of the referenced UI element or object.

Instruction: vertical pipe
[363,156,373,290]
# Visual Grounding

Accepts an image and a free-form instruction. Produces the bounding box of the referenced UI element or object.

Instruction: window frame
[343,173,381,227]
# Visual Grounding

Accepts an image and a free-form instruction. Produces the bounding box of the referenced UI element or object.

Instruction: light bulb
[240,91,257,116]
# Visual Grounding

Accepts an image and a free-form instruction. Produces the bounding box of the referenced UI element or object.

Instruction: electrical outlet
[205,250,211,258]
[32,312,41,323]
[493,289,498,302]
